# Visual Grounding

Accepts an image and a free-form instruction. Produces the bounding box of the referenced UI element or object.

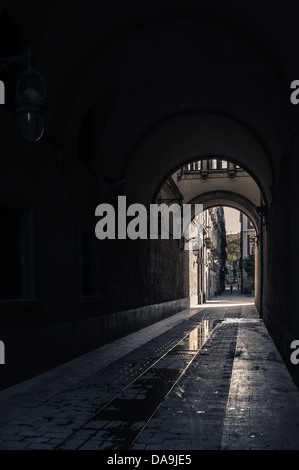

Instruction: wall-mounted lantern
[0,46,47,143]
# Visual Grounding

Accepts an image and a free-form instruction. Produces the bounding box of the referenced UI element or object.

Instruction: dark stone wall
[0,135,192,389]
[263,145,299,389]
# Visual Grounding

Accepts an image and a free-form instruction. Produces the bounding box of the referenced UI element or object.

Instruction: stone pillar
[200,159,209,179]
[227,162,236,178]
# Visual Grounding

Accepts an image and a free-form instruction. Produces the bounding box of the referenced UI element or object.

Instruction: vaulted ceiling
[1,0,297,205]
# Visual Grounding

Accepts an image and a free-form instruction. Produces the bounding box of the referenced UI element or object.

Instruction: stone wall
[0,147,196,388]
[263,145,299,388]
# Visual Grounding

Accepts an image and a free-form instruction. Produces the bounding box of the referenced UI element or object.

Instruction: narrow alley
[0,291,298,451]
[3,0,299,457]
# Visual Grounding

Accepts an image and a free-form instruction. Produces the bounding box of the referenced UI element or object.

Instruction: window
[0,206,21,300]
[193,161,201,170]
[247,218,254,229]
[247,235,251,256]
[183,161,201,171]
[79,230,101,298]
[208,159,217,169]
[0,205,34,300]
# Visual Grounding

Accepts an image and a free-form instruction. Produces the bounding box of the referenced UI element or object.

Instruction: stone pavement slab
[0,292,298,450]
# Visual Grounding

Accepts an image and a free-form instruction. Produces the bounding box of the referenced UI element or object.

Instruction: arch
[124,113,272,206]
[189,190,259,232]
[156,156,263,214]
[47,19,286,191]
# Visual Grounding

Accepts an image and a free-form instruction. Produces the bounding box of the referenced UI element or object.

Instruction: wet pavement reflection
[2,293,299,450]
[58,319,219,449]
[169,320,219,356]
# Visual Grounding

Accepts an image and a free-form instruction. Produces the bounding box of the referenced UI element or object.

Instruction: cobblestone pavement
[0,291,299,450]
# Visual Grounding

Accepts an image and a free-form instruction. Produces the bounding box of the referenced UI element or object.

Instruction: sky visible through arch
[223,207,241,234]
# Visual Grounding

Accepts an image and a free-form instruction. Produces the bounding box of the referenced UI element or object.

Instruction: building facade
[240,213,256,294]
[201,207,227,301]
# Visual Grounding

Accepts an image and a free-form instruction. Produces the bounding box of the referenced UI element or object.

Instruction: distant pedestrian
[230,284,233,294]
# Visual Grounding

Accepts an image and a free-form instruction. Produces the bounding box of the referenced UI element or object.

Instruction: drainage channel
[58,318,220,450]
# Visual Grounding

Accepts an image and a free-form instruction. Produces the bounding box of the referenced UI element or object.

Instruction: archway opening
[156,157,262,311]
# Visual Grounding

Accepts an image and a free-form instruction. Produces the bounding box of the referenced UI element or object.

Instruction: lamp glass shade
[17,110,44,143]
[14,85,46,143]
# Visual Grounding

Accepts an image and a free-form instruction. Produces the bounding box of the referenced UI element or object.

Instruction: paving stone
[1,293,299,450]
[0,440,30,449]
